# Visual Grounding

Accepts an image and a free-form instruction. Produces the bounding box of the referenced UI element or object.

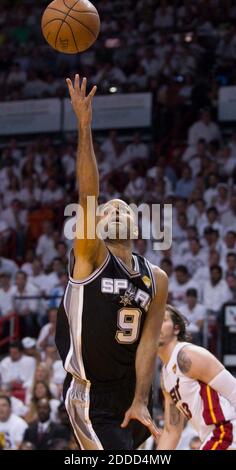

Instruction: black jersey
[56,249,156,386]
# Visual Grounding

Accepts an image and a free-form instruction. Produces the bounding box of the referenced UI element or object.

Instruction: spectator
[179,288,205,345]
[23,398,69,450]
[0,395,28,449]
[0,341,36,393]
[202,265,232,313]
[0,273,14,317]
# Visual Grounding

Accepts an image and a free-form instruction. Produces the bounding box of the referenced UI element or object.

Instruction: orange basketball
[41,0,100,54]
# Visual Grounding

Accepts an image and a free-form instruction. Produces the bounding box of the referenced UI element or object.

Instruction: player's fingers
[81,77,87,97]
[74,73,81,94]
[120,412,130,428]
[146,421,161,440]
[66,78,74,98]
[88,85,97,100]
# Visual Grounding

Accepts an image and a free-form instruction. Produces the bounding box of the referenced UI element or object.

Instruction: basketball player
[55,75,168,450]
[157,305,236,450]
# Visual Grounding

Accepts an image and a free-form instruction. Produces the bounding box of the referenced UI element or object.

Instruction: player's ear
[173,325,180,338]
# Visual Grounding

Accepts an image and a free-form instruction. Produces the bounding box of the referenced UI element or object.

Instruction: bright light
[109,86,118,93]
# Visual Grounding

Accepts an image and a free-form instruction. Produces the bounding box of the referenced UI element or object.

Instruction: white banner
[0,99,61,135]
[63,93,152,131]
[218,86,236,121]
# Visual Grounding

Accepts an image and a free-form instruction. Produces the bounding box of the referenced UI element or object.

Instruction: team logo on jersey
[172,364,177,374]
[142,275,151,289]
[120,284,136,306]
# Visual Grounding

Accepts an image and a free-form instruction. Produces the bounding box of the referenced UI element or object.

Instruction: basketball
[41,0,100,54]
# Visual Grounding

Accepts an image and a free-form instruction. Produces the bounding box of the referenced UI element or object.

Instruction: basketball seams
[64,14,97,38]
[47,6,98,15]
[65,21,79,51]
[54,0,79,49]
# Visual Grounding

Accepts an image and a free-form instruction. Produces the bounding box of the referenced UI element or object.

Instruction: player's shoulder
[149,263,168,286]
[177,343,208,374]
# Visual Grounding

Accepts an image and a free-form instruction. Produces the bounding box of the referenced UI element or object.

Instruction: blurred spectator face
[230,195,236,213]
[57,242,67,257]
[210,266,222,285]
[207,208,218,223]
[11,199,21,213]
[32,259,43,276]
[175,198,187,214]
[189,239,200,254]
[175,267,188,284]
[9,345,22,361]
[59,273,68,288]
[35,364,49,382]
[16,271,27,291]
[160,259,173,277]
[225,232,236,248]
[186,227,198,240]
[226,254,236,271]
[0,397,11,422]
[186,291,197,309]
[52,258,63,274]
[218,185,228,199]
[34,381,50,400]
[226,274,236,291]
[48,308,57,324]
[0,273,11,289]
[201,110,211,125]
[189,436,201,450]
[208,174,218,188]
[195,198,205,213]
[37,399,50,422]
[208,250,220,266]
[177,213,187,228]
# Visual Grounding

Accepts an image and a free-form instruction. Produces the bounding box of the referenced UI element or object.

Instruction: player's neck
[159,339,179,366]
[106,240,133,269]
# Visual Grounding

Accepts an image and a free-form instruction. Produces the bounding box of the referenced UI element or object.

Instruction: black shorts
[64,374,151,450]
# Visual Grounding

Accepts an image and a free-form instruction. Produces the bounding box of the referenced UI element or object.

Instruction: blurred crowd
[0,0,236,451]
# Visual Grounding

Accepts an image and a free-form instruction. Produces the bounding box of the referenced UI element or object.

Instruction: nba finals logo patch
[172,364,177,374]
[142,276,151,289]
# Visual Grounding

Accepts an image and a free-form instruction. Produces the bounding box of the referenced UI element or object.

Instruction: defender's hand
[121,401,160,442]
[66,74,97,126]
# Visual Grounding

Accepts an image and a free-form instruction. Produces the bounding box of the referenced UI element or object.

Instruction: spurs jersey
[162,342,236,449]
[56,249,155,385]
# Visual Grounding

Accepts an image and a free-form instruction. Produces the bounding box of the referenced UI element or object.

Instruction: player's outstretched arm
[157,387,184,450]
[177,345,236,409]
[121,268,168,442]
[66,74,107,278]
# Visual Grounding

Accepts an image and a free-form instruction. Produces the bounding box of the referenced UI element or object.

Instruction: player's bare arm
[66,74,107,280]
[121,268,168,441]
[157,380,184,450]
[177,345,236,409]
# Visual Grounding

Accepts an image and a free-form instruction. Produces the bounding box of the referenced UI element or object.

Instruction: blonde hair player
[157,305,236,450]
[55,75,168,450]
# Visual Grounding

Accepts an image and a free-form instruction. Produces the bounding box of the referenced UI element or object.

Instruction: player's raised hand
[121,402,161,443]
[66,74,97,126]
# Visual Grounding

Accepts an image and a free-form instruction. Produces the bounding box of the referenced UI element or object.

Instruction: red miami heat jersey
[162,342,236,449]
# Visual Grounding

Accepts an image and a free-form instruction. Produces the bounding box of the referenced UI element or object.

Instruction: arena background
[0,0,236,451]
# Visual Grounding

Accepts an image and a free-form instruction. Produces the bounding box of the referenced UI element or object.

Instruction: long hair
[166,304,191,342]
